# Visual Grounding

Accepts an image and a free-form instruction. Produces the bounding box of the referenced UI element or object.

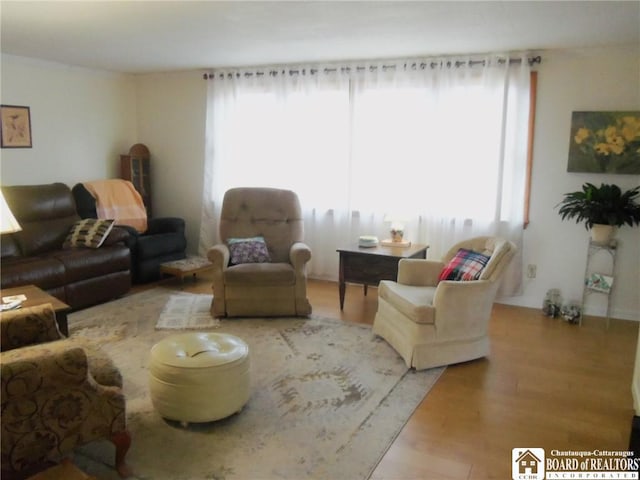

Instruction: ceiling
[1,1,639,74]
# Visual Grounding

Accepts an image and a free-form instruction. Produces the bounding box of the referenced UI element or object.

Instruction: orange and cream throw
[83,179,148,233]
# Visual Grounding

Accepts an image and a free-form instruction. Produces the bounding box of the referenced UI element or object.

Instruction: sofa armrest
[0,304,64,351]
[146,217,185,235]
[102,226,130,247]
[113,224,140,249]
[290,242,312,271]
[397,259,444,286]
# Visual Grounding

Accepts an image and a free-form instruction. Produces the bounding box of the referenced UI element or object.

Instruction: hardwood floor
[146,274,638,479]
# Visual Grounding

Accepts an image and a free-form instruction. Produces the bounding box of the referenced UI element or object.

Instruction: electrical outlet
[527,264,537,278]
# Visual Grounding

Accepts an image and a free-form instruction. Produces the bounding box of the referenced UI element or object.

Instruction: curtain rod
[203,55,541,80]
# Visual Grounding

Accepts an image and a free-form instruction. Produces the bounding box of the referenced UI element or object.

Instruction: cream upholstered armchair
[0,304,131,478]
[372,236,516,370]
[207,187,312,317]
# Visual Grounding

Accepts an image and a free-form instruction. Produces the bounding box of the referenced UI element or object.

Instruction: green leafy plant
[556,183,640,229]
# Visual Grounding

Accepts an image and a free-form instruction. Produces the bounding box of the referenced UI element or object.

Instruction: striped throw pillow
[64,219,115,249]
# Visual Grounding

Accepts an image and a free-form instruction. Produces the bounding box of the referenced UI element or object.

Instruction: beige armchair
[1,304,131,478]
[207,187,312,317]
[372,236,516,370]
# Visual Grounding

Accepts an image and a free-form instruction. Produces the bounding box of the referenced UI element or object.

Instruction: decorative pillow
[227,236,271,265]
[63,219,115,249]
[438,248,491,282]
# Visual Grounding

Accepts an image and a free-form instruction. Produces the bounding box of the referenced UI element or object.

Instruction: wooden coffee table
[336,243,428,309]
[0,285,71,336]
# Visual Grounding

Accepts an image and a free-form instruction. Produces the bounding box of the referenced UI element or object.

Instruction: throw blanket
[83,179,148,233]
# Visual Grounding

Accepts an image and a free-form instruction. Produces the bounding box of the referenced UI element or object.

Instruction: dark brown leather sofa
[1,183,131,309]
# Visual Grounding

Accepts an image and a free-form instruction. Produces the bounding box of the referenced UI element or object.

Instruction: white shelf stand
[581,239,617,328]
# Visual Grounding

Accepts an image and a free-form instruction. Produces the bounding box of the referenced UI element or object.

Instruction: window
[202,56,532,294]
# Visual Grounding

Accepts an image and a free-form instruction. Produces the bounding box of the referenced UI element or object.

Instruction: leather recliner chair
[72,182,187,283]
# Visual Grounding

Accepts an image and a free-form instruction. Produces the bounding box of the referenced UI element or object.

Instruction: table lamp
[382,213,410,247]
[1,190,22,234]
[384,213,408,241]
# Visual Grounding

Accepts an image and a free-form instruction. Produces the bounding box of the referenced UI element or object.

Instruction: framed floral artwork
[567,111,640,174]
[0,105,32,148]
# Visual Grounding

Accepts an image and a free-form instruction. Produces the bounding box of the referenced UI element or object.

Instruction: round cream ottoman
[148,332,250,424]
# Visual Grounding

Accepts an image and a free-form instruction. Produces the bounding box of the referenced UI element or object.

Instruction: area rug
[156,293,220,329]
[67,287,444,480]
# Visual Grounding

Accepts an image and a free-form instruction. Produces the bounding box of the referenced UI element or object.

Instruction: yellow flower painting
[568,111,640,174]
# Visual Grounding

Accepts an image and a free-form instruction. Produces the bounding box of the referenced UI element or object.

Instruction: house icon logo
[512,448,545,480]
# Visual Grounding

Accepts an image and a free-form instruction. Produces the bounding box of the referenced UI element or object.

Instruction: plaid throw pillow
[63,219,114,249]
[438,248,491,282]
[227,236,271,265]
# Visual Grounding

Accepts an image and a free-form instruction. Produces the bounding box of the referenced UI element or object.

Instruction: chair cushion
[219,187,304,263]
[439,248,490,281]
[0,304,62,351]
[0,256,66,290]
[53,246,130,283]
[63,218,115,249]
[378,280,436,324]
[479,239,510,280]
[3,183,79,256]
[227,236,271,265]
[224,262,295,286]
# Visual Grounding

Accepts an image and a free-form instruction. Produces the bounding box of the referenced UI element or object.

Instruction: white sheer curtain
[200,55,531,296]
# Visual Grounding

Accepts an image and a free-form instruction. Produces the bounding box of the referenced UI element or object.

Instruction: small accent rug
[67,287,444,480]
[155,293,220,330]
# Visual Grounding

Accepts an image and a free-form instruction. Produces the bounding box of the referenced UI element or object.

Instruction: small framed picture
[1,105,32,148]
[567,111,640,174]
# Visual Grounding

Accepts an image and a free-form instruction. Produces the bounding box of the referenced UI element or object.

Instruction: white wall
[0,54,137,185]
[504,45,640,320]
[133,71,207,255]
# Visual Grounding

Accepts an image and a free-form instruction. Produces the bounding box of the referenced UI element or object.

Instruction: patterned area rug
[67,287,444,480]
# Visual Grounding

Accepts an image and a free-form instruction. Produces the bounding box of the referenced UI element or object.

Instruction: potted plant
[556,183,640,243]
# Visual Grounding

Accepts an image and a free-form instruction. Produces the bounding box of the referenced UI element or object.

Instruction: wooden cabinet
[120,143,152,216]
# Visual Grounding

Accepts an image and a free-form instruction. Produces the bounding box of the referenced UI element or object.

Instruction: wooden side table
[336,243,428,309]
[0,285,71,336]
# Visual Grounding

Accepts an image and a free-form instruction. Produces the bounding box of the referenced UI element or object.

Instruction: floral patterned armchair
[0,304,131,478]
